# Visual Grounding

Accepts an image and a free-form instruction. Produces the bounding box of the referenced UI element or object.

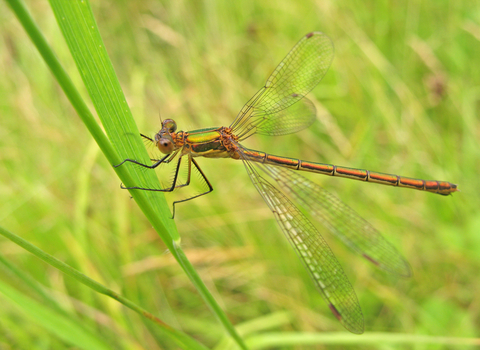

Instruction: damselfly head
[154,119,177,154]
[154,133,174,154]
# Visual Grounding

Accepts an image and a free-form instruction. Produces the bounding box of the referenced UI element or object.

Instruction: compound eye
[163,119,177,133]
[157,137,174,154]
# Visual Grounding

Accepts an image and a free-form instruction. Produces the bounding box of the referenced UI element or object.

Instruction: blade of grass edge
[6,0,247,348]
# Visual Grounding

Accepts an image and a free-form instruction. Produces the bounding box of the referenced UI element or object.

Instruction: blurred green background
[1,0,479,349]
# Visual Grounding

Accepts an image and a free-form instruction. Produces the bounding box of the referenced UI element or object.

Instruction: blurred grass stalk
[0,225,209,350]
[5,0,246,348]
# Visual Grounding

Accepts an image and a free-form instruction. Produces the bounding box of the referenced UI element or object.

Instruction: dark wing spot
[363,253,380,266]
[329,304,342,321]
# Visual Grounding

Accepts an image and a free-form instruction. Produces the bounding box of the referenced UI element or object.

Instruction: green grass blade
[246,332,480,348]
[6,0,246,348]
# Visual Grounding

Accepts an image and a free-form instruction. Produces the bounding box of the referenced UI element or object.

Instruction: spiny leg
[119,153,185,192]
[172,153,192,190]
[114,150,180,169]
[172,157,213,218]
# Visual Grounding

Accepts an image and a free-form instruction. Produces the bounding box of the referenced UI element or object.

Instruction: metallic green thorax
[185,128,220,144]
[183,127,231,158]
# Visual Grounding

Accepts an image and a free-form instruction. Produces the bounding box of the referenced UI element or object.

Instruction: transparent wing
[263,164,412,277]
[240,156,364,334]
[230,32,334,140]
[247,97,317,136]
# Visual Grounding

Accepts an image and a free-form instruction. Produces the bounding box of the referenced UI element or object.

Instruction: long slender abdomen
[241,149,458,195]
